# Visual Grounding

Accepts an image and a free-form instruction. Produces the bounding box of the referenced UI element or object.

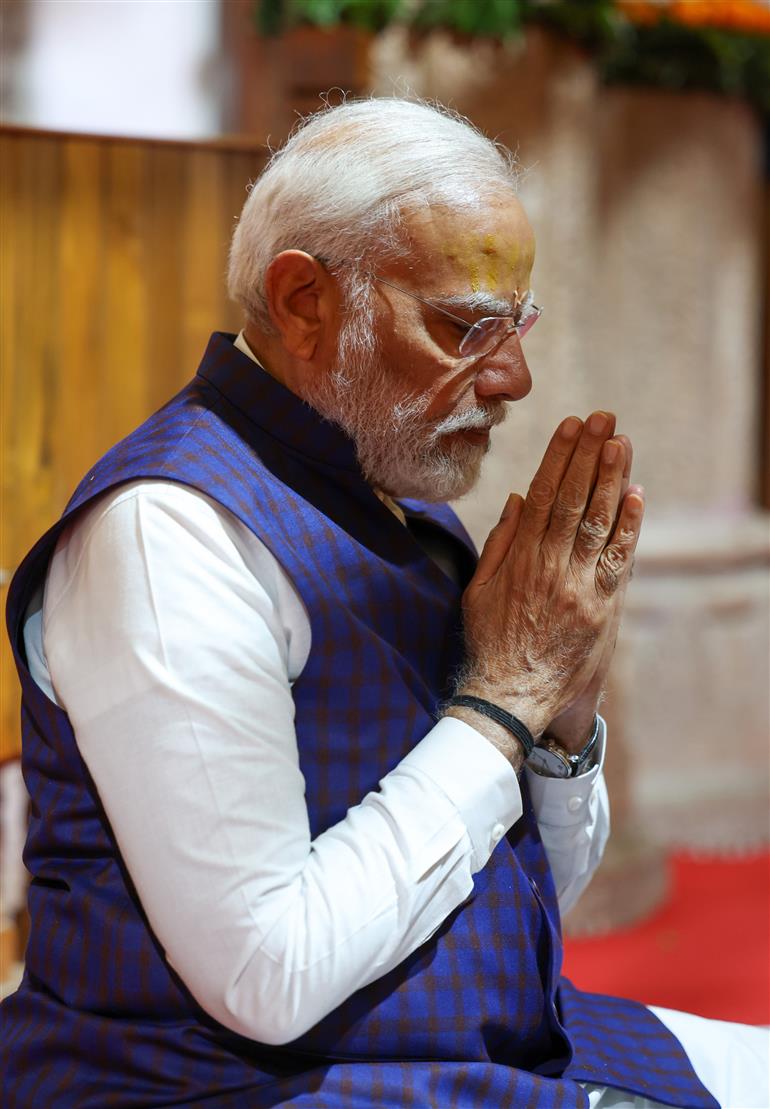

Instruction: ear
[264,251,337,361]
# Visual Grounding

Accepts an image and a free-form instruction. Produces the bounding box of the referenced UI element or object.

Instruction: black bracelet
[442,695,535,759]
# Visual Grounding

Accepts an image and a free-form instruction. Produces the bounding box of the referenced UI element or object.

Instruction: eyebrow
[434,290,527,317]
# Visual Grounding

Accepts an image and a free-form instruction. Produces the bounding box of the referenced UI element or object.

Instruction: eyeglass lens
[459,307,541,357]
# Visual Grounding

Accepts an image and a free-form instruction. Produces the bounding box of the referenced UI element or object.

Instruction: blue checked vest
[2,334,717,1109]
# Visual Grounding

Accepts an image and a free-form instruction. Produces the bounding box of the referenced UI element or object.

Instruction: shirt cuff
[397,716,523,873]
[524,715,607,828]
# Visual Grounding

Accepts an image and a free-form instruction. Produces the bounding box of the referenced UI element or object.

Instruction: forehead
[398,194,535,300]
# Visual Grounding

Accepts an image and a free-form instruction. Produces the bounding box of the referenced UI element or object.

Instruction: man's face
[304,194,536,502]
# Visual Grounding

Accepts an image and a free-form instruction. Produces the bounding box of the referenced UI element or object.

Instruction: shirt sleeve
[525,720,610,916]
[40,481,523,1045]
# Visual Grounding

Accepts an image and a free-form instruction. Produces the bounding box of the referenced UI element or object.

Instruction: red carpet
[562,851,770,1025]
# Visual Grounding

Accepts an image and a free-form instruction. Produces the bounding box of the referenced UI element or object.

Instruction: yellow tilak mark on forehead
[449,233,528,295]
[482,234,499,290]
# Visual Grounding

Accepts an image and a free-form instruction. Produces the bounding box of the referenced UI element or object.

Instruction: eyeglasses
[372,274,542,359]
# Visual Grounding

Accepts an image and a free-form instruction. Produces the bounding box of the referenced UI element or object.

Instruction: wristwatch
[527,715,600,779]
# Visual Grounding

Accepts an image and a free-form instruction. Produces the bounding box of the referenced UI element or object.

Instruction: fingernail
[603,440,619,463]
[588,412,609,435]
[560,417,582,440]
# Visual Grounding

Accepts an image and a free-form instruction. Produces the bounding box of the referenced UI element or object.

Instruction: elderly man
[2,99,767,1108]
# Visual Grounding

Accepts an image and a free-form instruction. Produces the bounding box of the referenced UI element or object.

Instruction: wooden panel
[0,128,266,761]
[180,150,231,374]
[145,147,187,412]
[54,139,106,505]
[102,144,150,449]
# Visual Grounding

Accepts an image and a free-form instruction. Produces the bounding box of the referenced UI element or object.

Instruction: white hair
[227,97,520,330]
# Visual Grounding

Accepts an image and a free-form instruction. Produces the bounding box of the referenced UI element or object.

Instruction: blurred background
[1,0,769,1023]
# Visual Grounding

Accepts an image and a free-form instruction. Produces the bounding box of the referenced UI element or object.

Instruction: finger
[543,410,617,550]
[595,486,645,598]
[517,416,583,542]
[615,434,633,496]
[472,493,525,587]
[571,437,626,566]
[605,433,633,533]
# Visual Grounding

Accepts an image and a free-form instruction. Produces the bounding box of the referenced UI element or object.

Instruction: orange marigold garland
[618,0,770,35]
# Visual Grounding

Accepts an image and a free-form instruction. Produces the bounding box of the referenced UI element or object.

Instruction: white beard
[302,296,507,503]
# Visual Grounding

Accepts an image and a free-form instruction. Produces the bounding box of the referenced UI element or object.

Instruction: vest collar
[196,332,361,474]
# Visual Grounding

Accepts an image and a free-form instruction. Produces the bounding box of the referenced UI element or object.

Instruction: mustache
[430,403,508,440]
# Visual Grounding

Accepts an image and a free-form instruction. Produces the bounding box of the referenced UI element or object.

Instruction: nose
[473,335,532,403]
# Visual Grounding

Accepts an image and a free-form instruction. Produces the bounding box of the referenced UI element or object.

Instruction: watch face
[528,745,572,778]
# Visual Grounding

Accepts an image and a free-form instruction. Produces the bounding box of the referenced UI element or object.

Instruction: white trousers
[582,1006,770,1109]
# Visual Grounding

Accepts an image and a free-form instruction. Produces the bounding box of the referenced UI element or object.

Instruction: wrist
[455,679,551,740]
[544,697,601,755]
[442,704,526,772]
[529,714,601,779]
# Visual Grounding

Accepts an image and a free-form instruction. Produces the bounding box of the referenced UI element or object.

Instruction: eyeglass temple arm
[372,274,482,329]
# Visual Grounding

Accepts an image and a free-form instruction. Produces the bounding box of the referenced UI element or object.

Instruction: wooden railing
[0,126,267,760]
